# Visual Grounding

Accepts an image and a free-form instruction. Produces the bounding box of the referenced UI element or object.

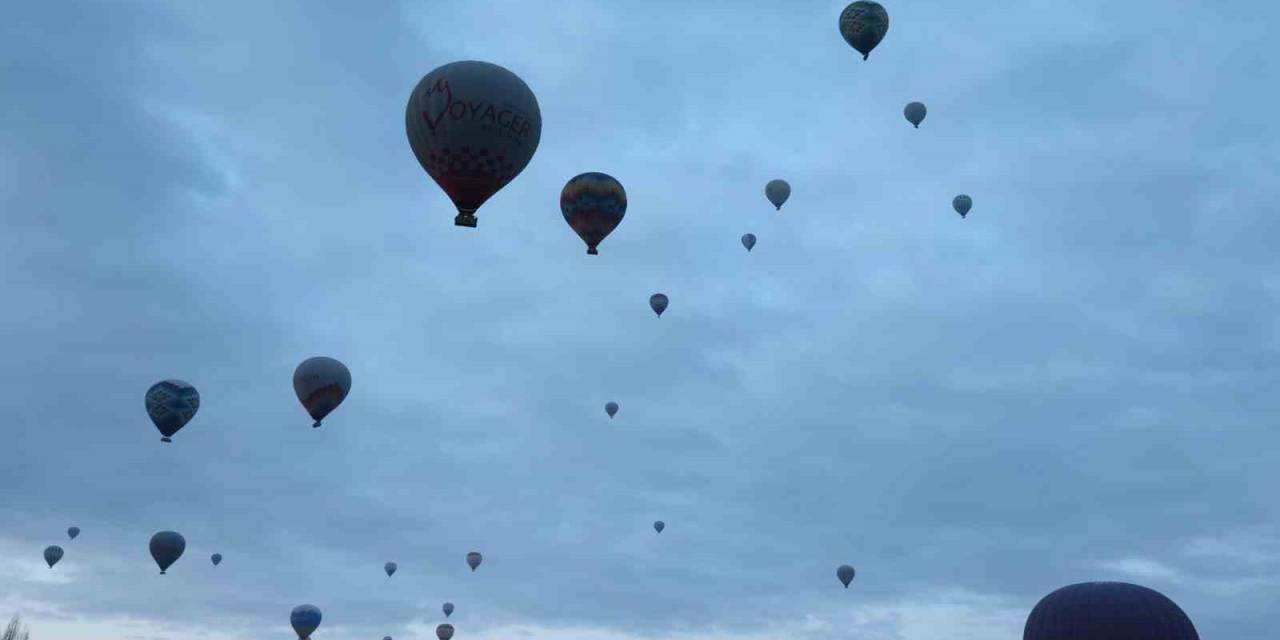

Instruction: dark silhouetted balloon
[653,520,665,534]
[291,604,322,639]
[837,564,855,587]
[561,172,627,255]
[437,623,455,640]
[443,602,455,618]
[953,194,972,218]
[1024,582,1199,640]
[904,102,926,128]
[741,233,756,252]
[385,562,397,577]
[211,553,222,566]
[406,61,542,228]
[145,380,200,442]
[293,357,351,428]
[44,545,63,568]
[839,2,889,60]
[605,402,618,418]
[67,527,80,540]
[765,179,790,210]
[466,551,482,572]
[650,294,668,318]
[149,531,186,575]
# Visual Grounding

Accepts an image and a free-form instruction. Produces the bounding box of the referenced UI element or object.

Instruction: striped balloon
[561,172,627,255]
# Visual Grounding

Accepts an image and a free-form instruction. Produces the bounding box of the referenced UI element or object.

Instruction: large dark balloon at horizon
[1024,582,1200,640]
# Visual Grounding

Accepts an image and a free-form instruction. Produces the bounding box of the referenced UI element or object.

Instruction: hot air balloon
[466,551,482,572]
[149,530,186,575]
[443,602,455,618]
[839,2,889,60]
[145,380,200,442]
[437,623,455,640]
[385,637,392,640]
[1025,582,1200,640]
[605,402,618,418]
[650,294,668,318]
[291,604,322,639]
[67,527,80,540]
[385,562,397,577]
[44,545,63,568]
[837,564,855,588]
[653,521,665,534]
[293,357,351,428]
[211,553,222,566]
[953,194,972,218]
[904,101,926,128]
[561,172,626,255]
[741,233,756,252]
[765,179,790,210]
[406,61,543,228]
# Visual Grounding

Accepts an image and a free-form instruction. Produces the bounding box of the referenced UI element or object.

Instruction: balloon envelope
[385,562,397,577]
[291,604,322,639]
[466,551,482,571]
[904,101,926,128]
[649,293,668,317]
[149,531,186,574]
[765,179,790,210]
[145,379,200,442]
[44,545,63,568]
[741,233,756,251]
[561,172,627,255]
[653,520,665,534]
[437,624,456,640]
[837,564,855,587]
[211,553,222,566]
[838,2,890,59]
[605,401,618,418]
[443,602,455,618]
[67,526,80,540]
[406,60,543,228]
[953,194,972,218]
[1024,582,1200,640]
[293,357,352,428]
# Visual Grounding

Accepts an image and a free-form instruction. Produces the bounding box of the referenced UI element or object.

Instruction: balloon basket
[160,437,172,443]
[454,212,478,228]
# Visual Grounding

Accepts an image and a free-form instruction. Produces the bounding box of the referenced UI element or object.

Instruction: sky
[2,0,1280,638]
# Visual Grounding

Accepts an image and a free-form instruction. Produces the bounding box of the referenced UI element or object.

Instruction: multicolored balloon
[561,172,627,255]
[904,101,926,128]
[293,357,351,428]
[291,604,322,639]
[839,2,890,60]
[741,233,756,252]
[406,61,543,228]
[149,531,186,575]
[765,180,790,210]
[466,551,482,572]
[953,194,972,218]
[145,380,200,442]
[44,545,63,568]
[650,294,668,318]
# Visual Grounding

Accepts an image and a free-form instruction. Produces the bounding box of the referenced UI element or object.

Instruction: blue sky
[3,1,1280,638]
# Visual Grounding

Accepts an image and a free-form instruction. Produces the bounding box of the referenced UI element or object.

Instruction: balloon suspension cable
[587,247,598,255]
[454,208,478,228]
[161,436,172,443]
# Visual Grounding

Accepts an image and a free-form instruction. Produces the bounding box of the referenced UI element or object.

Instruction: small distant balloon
[149,530,186,575]
[904,102,926,128]
[443,602,455,618]
[765,179,790,210]
[437,624,455,640]
[291,604,322,639]
[653,521,665,534]
[561,172,627,255]
[649,293,668,318]
[145,379,200,442]
[466,551,482,572]
[385,561,397,577]
[605,401,619,418]
[839,2,889,60]
[953,194,972,218]
[293,356,352,428]
[211,553,222,566]
[837,564,856,588]
[741,233,756,252]
[44,545,63,568]
[67,527,80,540]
